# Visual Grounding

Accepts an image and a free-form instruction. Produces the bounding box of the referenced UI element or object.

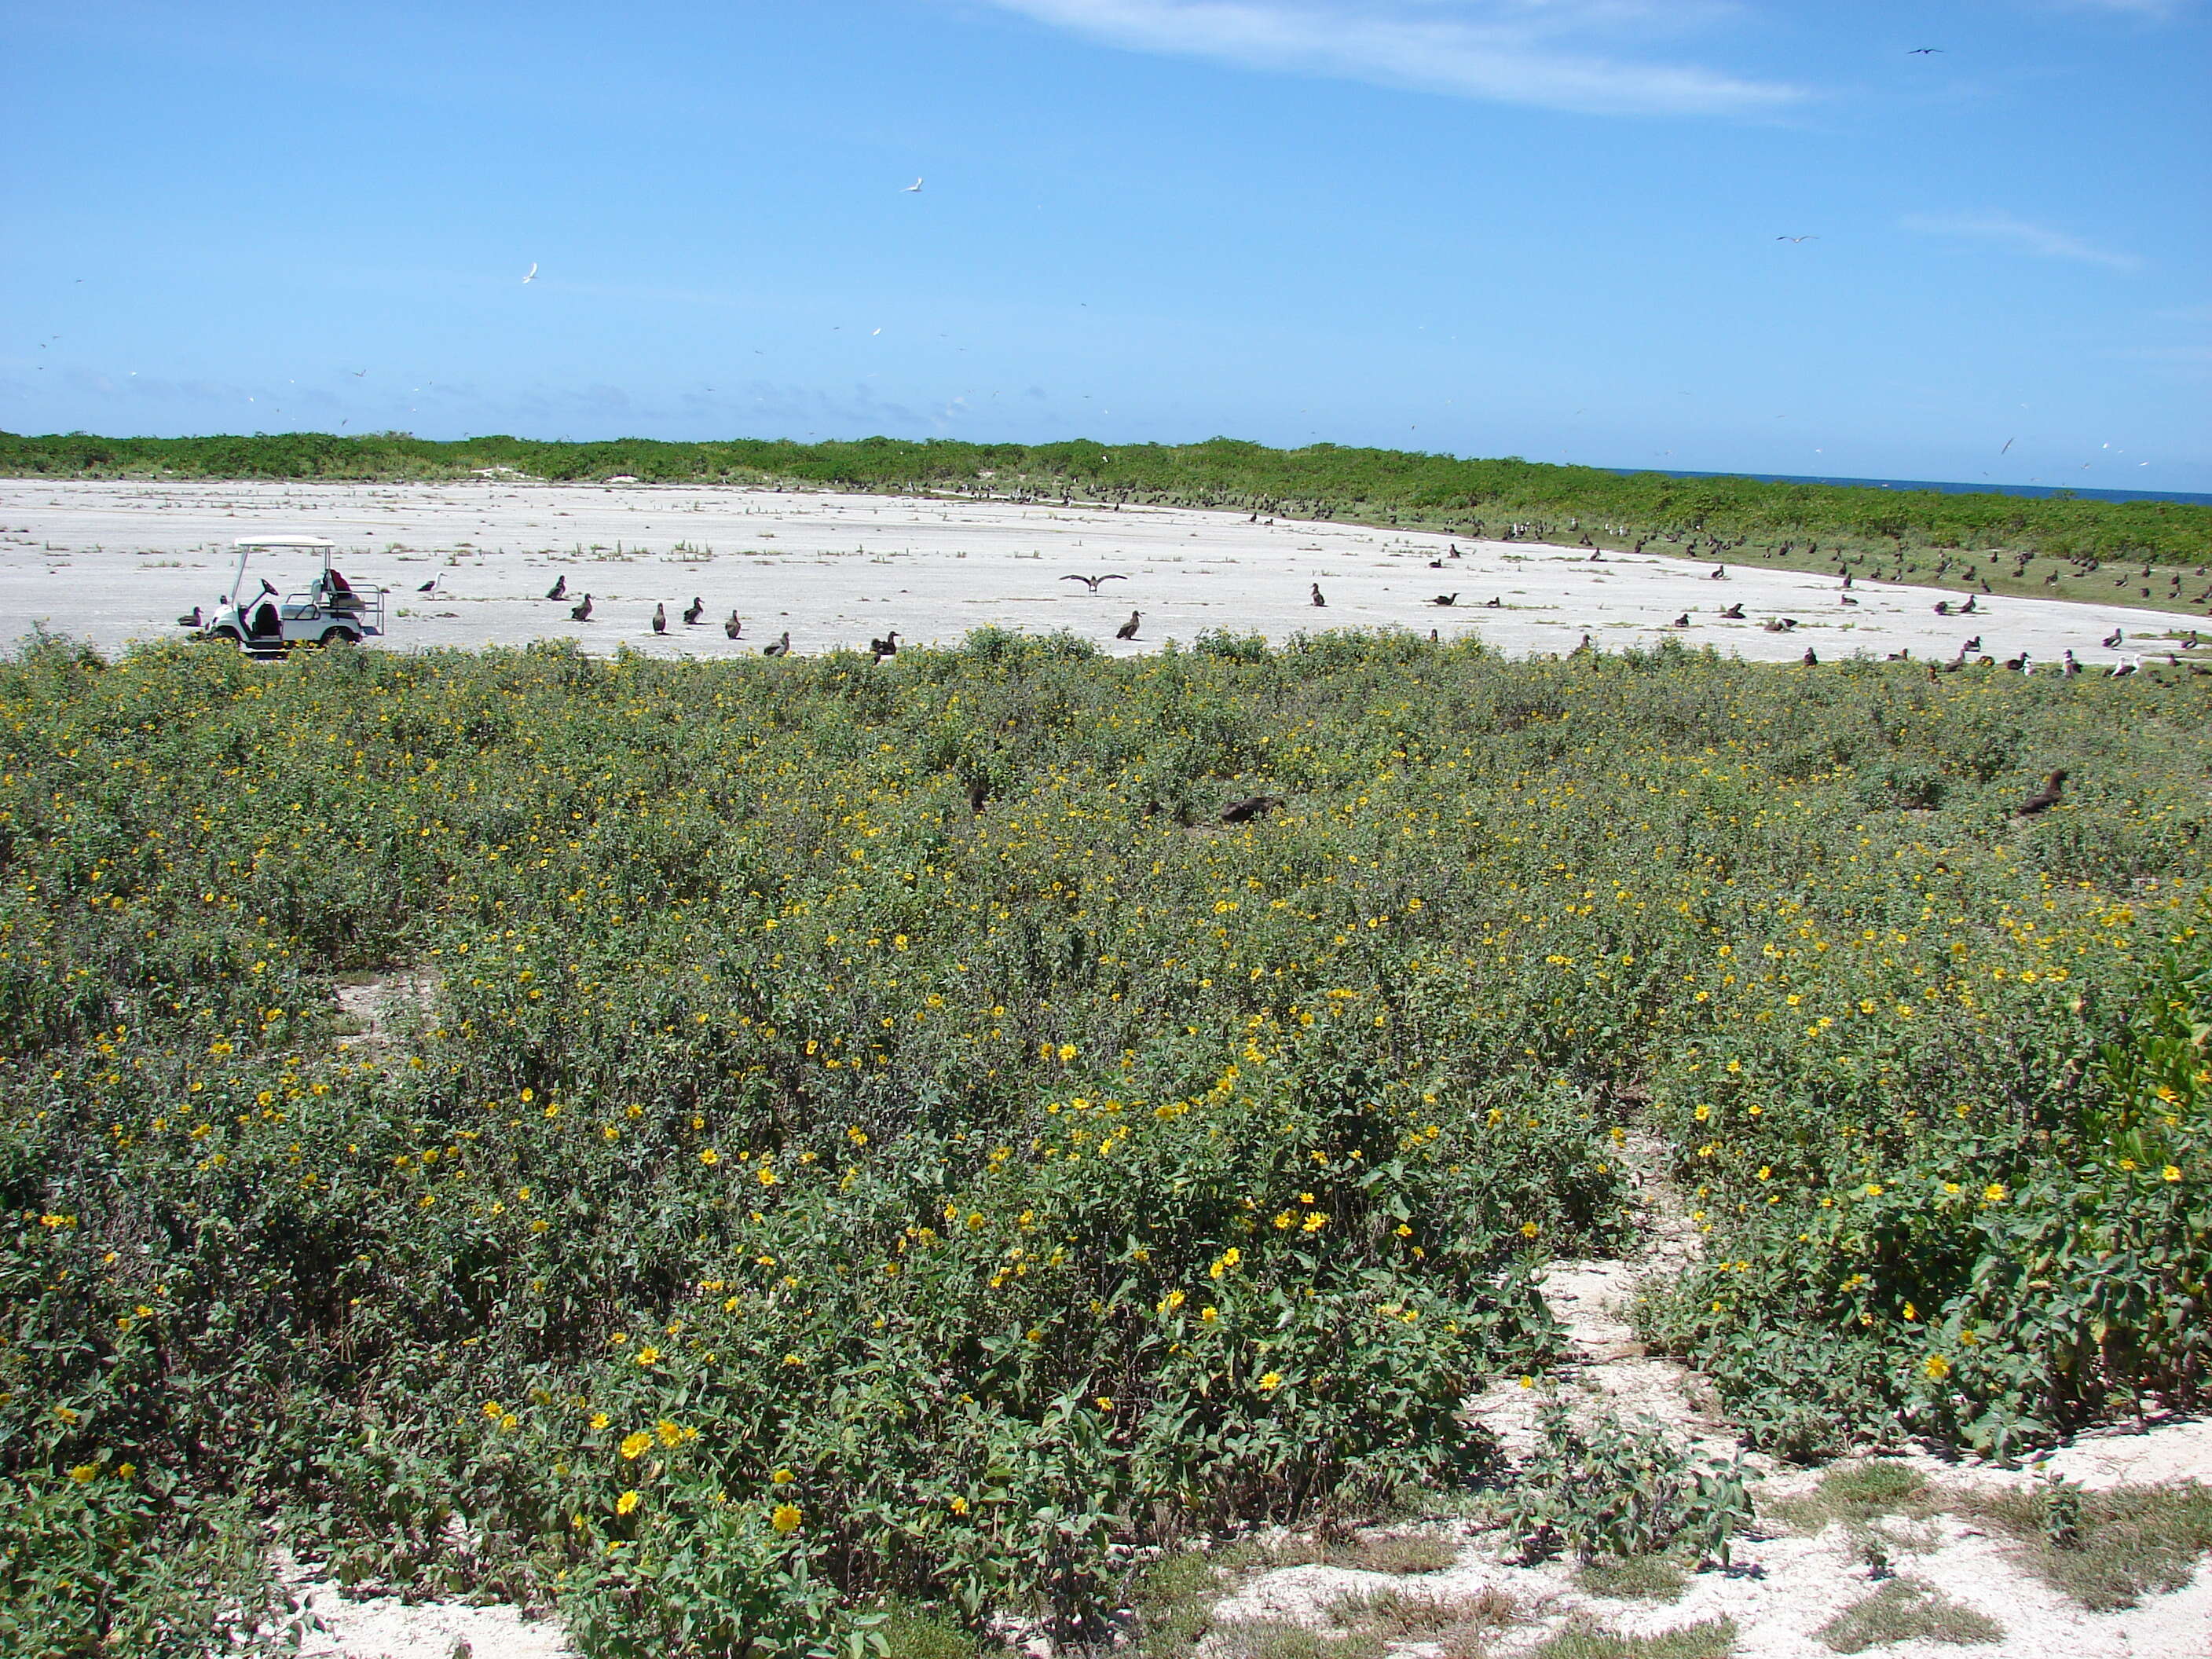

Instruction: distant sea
[1600,467,2212,508]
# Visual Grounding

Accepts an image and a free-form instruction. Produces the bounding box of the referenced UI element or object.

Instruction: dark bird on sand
[683,596,705,625]
[1484,595,1503,608]
[1934,600,1951,615]
[762,631,791,657]
[1802,647,1819,665]
[1115,611,1141,640]
[2004,653,2028,671]
[547,574,567,600]
[1430,559,1445,569]
[2102,628,2123,649]
[723,610,743,639]
[1840,593,1859,606]
[2016,770,2067,817]
[1310,584,1326,607]
[1062,573,1127,593]
[569,594,594,622]
[1959,595,1978,614]
[1961,635,1981,654]
[1712,566,1728,580]
[870,631,899,660]
[1430,593,1458,607]
[651,602,667,635]
[1220,794,1284,825]
[1672,613,1691,627]
[178,606,202,628]
[1719,603,1745,619]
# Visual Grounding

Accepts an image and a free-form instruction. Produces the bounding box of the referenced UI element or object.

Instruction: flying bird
[1776,236,1818,244]
[2000,438,2015,456]
[1906,46,1944,54]
[1061,573,1126,592]
[522,263,538,284]
[903,178,923,192]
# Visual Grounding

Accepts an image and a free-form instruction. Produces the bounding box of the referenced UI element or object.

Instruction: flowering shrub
[0,629,2205,1650]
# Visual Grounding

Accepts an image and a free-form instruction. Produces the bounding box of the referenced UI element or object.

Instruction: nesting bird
[2016,770,2067,817]
[177,606,202,628]
[869,631,900,661]
[2102,628,2124,649]
[1719,603,1745,619]
[1672,613,1691,628]
[1484,596,1503,608]
[1430,594,1459,607]
[1219,794,1284,825]
[762,631,791,657]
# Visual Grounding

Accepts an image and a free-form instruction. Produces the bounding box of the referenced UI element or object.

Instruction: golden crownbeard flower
[771,1503,802,1534]
[1983,1184,2006,1204]
[949,1495,970,1514]
[68,1465,97,1483]
[2165,1166,2184,1182]
[1200,1307,1218,1323]
[616,1490,640,1515]
[591,1412,610,1430]
[1519,1221,1540,1239]
[772,1467,795,1484]
[620,1431,652,1459]
[700,1148,720,1166]
[1924,1353,1951,1381]
[1257,1372,1283,1391]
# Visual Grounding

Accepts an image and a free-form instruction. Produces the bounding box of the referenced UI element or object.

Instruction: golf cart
[196,537,387,655]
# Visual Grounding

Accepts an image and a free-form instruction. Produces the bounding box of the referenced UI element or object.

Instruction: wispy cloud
[981,0,1807,117]
[1900,211,2142,271]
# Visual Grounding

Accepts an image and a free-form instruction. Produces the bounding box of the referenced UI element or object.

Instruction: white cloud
[1900,211,2142,271]
[980,0,1807,116]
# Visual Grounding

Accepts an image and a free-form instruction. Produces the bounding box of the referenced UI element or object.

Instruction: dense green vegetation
[2,626,2207,1654]
[6,429,2209,569]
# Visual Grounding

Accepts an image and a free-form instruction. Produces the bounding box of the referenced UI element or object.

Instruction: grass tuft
[1529,1615,1738,1659]
[1957,1479,2212,1612]
[1815,1577,2002,1652]
[1576,1555,1690,1601]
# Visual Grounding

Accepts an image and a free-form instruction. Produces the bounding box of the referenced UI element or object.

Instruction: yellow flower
[1096,1396,1114,1412]
[655,1419,685,1447]
[1519,1221,1540,1239]
[771,1503,802,1535]
[620,1431,652,1459]
[68,1464,97,1484]
[1302,1213,1327,1232]
[949,1495,970,1514]
[1983,1183,2007,1205]
[700,1148,720,1166]
[1924,1353,1951,1381]
[756,1165,778,1186]
[1158,1289,1186,1315]
[591,1412,610,1430]
[1257,1372,1283,1391]
[2165,1166,2184,1182]
[772,1467,796,1484]
[482,1401,504,1419]
[635,1345,661,1367]
[616,1490,640,1515]
[1200,1306,1218,1323]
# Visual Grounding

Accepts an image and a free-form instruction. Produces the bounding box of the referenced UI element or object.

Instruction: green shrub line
[5,430,2208,569]
[1,626,2207,1654]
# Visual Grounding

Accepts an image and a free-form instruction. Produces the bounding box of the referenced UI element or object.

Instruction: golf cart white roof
[232,537,337,550]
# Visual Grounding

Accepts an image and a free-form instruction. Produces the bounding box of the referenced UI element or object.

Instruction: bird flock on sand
[511,543,2194,686]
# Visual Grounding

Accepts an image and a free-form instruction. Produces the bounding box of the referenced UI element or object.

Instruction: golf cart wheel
[320,627,354,646]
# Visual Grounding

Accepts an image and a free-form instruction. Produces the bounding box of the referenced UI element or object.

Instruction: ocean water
[1598,467,2212,508]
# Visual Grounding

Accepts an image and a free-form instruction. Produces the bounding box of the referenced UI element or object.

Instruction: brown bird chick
[1115,611,1141,640]
[2016,770,2067,817]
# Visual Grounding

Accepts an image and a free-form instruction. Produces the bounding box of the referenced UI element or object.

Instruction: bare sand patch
[0,478,2188,668]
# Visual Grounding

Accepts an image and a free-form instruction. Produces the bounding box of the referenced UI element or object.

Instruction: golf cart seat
[250,601,282,639]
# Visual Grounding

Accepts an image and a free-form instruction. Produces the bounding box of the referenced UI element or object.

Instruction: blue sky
[3,0,2206,489]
